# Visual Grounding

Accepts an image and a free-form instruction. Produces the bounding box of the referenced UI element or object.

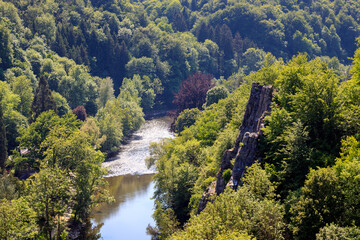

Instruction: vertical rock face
[230,83,273,189]
[202,83,273,208]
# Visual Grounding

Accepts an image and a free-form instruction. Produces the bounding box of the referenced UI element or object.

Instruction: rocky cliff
[198,83,273,213]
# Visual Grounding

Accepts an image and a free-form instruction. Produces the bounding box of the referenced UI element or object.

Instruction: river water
[91,116,174,240]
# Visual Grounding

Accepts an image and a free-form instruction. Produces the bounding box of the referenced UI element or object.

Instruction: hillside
[0,0,359,239]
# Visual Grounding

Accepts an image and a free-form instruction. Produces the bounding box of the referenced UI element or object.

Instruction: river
[91,116,174,240]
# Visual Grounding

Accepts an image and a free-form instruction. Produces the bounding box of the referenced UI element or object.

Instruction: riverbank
[104,108,175,160]
[102,116,174,177]
[90,116,174,239]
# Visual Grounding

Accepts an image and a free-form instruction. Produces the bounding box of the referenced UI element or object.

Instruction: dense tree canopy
[0,0,360,238]
[148,45,360,240]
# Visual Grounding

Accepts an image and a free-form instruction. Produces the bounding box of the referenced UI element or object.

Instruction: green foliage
[290,137,360,239]
[96,93,144,154]
[126,57,156,79]
[147,200,180,239]
[96,77,115,109]
[0,197,38,239]
[174,108,200,134]
[64,66,97,109]
[242,163,277,200]
[7,106,113,238]
[222,168,232,184]
[338,40,360,135]
[26,164,71,238]
[171,164,285,240]
[261,55,345,198]
[290,167,343,239]
[70,139,109,220]
[261,108,293,166]
[2,0,360,237]
[39,125,112,221]
[151,81,251,236]
[120,74,163,112]
[213,231,254,240]
[0,102,6,170]
[272,120,312,196]
[241,48,267,74]
[205,85,229,107]
[194,110,221,146]
[335,136,360,166]
[0,80,27,153]
[316,224,360,240]
[96,101,124,154]
[31,75,57,122]
[80,117,106,149]
[0,174,20,200]
[34,13,56,42]
[154,153,199,224]
[14,111,80,171]
[0,22,13,70]
[9,75,34,118]
[52,91,70,117]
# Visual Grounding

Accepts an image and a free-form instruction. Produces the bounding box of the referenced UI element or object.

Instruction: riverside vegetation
[0,0,359,239]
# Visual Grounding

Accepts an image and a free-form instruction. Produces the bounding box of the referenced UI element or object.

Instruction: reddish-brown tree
[72,105,87,121]
[173,72,214,113]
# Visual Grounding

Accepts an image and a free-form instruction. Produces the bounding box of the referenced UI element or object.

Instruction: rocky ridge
[198,83,273,213]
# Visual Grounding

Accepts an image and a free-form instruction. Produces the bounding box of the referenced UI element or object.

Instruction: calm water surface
[91,116,174,240]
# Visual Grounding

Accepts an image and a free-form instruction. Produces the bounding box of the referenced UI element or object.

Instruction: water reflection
[76,220,103,240]
[92,174,155,239]
[91,116,174,239]
[92,174,154,223]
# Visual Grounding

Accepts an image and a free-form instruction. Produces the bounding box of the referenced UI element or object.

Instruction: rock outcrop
[198,83,273,212]
[219,83,273,192]
[197,181,216,214]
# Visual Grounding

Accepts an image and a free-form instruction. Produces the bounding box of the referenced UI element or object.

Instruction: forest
[0,0,359,239]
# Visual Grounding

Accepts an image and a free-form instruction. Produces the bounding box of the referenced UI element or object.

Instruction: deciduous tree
[173,72,214,112]
[0,102,6,170]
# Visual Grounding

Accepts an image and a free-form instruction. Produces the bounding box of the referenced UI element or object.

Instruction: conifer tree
[31,75,57,122]
[190,0,197,11]
[113,41,130,95]
[197,22,211,42]
[172,12,187,32]
[0,23,13,70]
[219,24,234,59]
[54,27,67,57]
[0,101,7,170]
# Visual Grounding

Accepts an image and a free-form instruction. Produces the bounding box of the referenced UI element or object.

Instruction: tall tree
[196,22,213,42]
[0,23,13,70]
[27,164,71,239]
[113,41,130,95]
[172,12,187,32]
[219,24,234,60]
[0,101,7,170]
[31,75,57,122]
[173,72,214,112]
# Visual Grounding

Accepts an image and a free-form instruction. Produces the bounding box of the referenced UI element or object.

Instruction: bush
[222,168,232,184]
[205,86,229,107]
